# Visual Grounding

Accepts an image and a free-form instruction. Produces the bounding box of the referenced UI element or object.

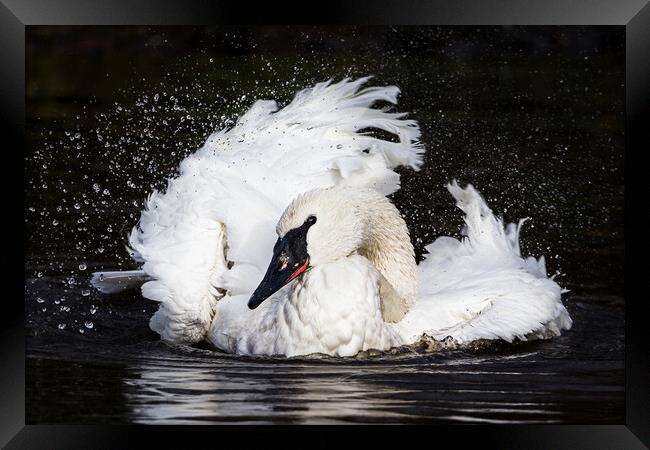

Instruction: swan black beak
[248,222,313,310]
[247,254,309,309]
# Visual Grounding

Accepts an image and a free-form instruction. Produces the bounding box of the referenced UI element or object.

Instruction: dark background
[26,26,624,287]
[24,26,625,425]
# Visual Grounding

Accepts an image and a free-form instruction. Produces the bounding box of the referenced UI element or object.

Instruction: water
[25,26,624,424]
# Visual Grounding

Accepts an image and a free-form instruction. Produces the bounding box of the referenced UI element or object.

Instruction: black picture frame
[4,0,648,447]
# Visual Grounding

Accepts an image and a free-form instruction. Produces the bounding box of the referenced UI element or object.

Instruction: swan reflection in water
[122,347,563,424]
[124,358,413,423]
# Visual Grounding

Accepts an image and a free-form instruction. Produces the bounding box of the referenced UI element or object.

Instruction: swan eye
[305,215,317,225]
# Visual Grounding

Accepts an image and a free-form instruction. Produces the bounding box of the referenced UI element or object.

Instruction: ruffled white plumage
[208,254,402,357]
[94,77,571,355]
[124,77,424,344]
[206,181,572,357]
[397,181,572,346]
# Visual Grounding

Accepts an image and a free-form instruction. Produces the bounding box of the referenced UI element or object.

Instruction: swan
[91,77,572,357]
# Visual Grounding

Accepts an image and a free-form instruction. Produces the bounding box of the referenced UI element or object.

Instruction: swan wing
[125,77,423,343]
[401,181,572,346]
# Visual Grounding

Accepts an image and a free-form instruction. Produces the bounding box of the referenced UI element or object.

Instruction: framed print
[4,0,648,447]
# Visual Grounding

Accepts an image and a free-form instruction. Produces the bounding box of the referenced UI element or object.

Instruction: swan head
[248,187,367,309]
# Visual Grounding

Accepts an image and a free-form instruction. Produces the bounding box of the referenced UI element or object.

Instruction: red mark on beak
[286,260,309,283]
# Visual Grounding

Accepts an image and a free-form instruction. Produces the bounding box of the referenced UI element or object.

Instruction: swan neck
[357,195,418,320]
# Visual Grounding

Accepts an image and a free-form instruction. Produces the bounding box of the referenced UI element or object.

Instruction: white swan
[92,77,572,357]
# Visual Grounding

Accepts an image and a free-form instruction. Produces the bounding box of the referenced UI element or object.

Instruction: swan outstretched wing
[124,77,423,343]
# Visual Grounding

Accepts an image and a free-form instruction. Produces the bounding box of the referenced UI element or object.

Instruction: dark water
[25,26,625,424]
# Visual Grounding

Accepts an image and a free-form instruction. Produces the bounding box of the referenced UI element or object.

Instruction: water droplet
[79,263,87,271]
[84,321,94,329]
[52,219,59,226]
[36,297,45,303]
[154,93,160,102]
[58,323,66,330]
[74,203,81,210]
[81,289,90,296]
[90,306,97,315]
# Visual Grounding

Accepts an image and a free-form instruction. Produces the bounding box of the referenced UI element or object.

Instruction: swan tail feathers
[406,181,572,347]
